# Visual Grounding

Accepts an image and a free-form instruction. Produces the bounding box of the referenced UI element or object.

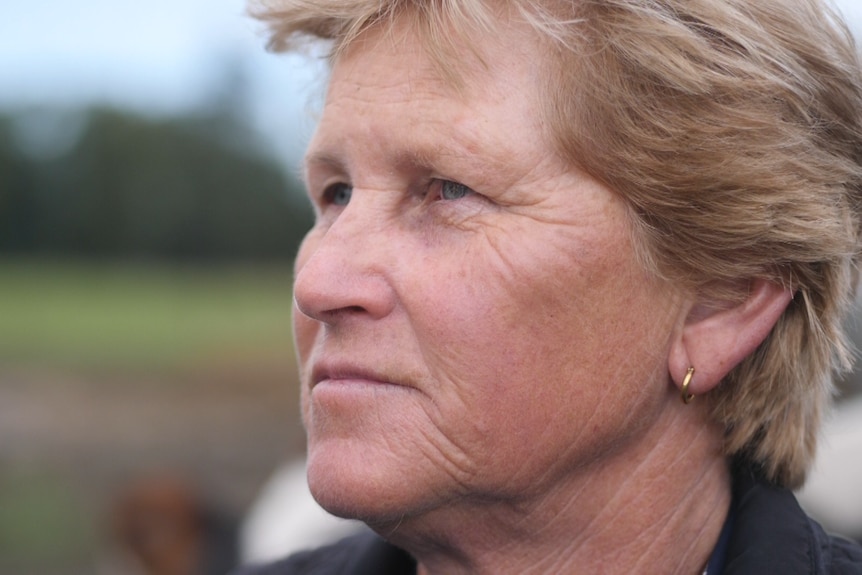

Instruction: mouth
[310,361,406,390]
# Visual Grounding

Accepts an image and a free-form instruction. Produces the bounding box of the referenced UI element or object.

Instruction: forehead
[331,3,537,87]
[306,13,553,173]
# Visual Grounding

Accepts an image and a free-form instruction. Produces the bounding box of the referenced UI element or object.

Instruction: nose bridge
[293,194,397,322]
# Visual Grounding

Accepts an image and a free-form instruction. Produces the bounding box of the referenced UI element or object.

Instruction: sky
[1,0,862,166]
[0,0,326,165]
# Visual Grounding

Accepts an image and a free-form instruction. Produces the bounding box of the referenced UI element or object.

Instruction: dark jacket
[235,466,862,574]
[723,466,862,574]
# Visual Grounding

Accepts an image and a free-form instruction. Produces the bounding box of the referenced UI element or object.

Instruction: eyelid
[308,175,349,203]
[304,157,349,201]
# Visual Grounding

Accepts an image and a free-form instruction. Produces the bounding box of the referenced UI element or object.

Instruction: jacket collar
[722,464,817,574]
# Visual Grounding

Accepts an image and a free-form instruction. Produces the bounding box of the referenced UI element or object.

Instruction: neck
[385,402,731,575]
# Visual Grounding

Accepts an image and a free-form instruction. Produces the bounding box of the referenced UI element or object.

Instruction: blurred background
[0,0,322,573]
[1,1,861,574]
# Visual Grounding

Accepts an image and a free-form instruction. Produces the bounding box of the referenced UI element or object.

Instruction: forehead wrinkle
[312,119,514,192]
[313,88,479,171]
[310,94,548,197]
[312,18,556,192]
[333,11,522,112]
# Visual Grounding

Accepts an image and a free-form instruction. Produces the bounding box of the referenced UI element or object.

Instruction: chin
[305,436,429,527]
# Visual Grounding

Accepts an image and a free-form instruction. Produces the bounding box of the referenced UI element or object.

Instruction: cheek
[417,225,632,375]
[408,226,677,481]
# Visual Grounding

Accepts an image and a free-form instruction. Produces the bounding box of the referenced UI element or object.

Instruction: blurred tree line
[0,104,312,262]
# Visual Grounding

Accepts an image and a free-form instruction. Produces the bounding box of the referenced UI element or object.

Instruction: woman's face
[293,19,688,527]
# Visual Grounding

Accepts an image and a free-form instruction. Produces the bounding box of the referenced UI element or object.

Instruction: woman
[239,0,862,573]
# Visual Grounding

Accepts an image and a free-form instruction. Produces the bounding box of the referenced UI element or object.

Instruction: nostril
[306,304,370,326]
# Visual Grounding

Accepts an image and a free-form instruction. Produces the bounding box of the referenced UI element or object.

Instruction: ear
[668,278,793,396]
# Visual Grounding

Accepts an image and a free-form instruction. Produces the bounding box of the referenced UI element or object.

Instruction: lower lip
[311,378,412,400]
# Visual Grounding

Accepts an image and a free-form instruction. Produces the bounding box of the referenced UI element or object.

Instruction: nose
[293,198,398,324]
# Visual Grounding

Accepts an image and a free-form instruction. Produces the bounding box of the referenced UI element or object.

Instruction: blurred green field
[0,258,300,574]
[0,258,296,372]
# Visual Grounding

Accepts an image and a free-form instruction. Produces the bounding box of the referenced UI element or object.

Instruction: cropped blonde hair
[252,0,862,488]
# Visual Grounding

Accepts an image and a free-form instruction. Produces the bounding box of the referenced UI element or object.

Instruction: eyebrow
[304,144,452,185]
[304,150,347,175]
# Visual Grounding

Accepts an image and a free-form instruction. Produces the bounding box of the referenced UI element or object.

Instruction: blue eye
[440,180,472,200]
[324,182,352,206]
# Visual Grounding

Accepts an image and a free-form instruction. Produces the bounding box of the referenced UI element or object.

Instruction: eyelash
[319,179,475,207]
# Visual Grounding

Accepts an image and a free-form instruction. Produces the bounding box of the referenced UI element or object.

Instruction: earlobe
[668,278,793,397]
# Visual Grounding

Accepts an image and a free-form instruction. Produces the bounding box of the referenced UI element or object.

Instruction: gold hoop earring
[681,367,695,404]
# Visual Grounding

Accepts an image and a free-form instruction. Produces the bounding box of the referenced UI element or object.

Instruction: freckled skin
[292,17,692,565]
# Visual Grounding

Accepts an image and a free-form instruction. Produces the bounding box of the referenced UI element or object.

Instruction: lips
[310,361,405,389]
